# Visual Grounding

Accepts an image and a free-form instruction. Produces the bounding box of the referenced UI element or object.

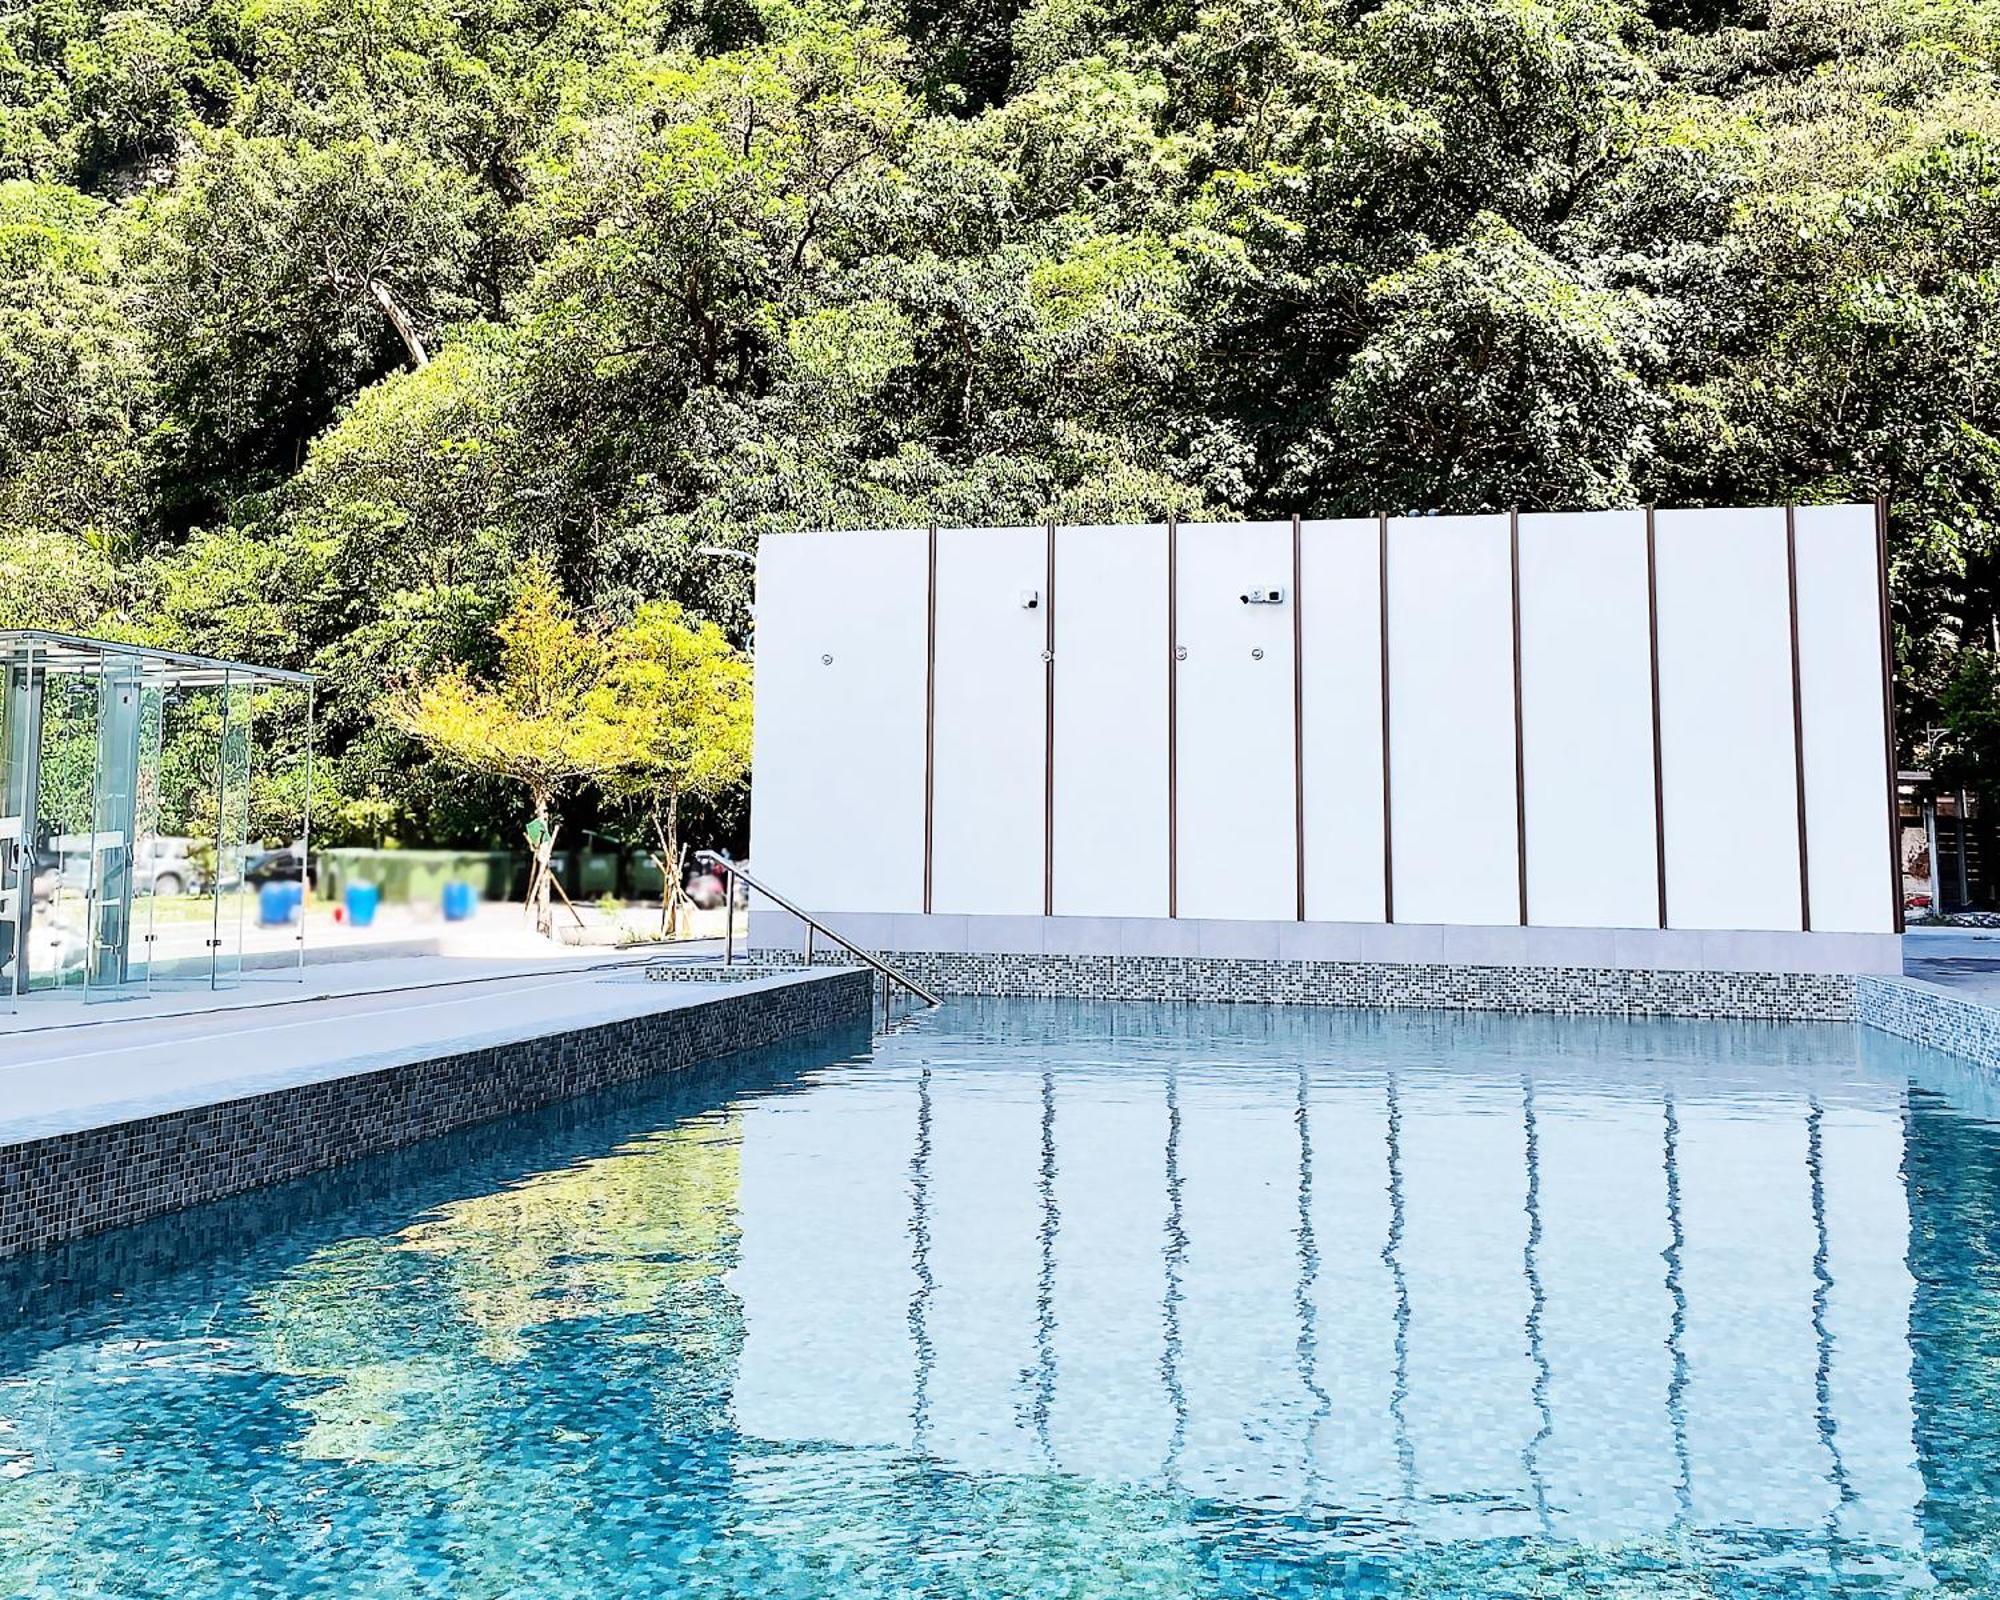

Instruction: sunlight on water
[3,1000,2000,1597]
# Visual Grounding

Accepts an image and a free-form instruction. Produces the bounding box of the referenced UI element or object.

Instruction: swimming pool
[3,999,1997,1597]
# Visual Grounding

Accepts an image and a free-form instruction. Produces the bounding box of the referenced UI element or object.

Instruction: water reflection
[1,1001,1997,1598]
[1663,1090,1694,1525]
[1520,1073,1552,1534]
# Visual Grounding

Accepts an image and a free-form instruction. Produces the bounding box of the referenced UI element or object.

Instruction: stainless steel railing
[696,851,941,1010]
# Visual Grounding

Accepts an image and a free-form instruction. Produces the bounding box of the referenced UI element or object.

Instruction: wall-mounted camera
[1240,587,1286,606]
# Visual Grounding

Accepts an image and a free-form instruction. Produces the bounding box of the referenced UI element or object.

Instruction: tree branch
[370,278,430,369]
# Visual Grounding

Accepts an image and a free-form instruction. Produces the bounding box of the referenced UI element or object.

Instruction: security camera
[1240,587,1286,606]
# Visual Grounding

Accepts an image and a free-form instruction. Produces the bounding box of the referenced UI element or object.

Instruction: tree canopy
[4,0,1998,836]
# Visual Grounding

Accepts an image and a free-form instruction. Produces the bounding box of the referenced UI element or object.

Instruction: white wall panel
[1387,516,1520,925]
[1175,522,1297,920]
[1051,524,1170,917]
[1794,505,1895,933]
[931,526,1047,915]
[1655,508,1802,931]
[750,529,927,913]
[1298,519,1386,923]
[752,509,1891,943]
[1518,511,1659,929]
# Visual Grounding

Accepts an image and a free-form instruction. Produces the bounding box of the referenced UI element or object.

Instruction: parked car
[244,842,312,889]
[41,834,203,898]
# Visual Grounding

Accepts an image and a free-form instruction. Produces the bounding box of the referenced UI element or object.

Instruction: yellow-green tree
[593,602,752,936]
[393,561,616,933]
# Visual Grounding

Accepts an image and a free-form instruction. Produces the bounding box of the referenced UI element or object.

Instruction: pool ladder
[696,851,941,1018]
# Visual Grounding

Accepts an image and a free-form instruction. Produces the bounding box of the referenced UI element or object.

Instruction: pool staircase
[646,852,940,1027]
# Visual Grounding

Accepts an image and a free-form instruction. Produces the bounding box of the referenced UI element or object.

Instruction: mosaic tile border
[0,969,872,1260]
[748,947,1855,1020]
[1855,975,2000,1070]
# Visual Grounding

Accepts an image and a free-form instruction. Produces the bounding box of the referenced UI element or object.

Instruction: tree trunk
[370,278,430,369]
[652,792,692,939]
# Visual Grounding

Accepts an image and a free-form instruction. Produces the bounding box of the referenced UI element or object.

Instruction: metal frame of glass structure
[0,631,314,1011]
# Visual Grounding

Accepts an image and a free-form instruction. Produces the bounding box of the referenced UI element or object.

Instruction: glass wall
[0,634,312,1010]
[1,640,38,1007]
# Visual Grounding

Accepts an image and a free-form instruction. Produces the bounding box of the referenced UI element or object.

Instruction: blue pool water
[5,999,2000,1597]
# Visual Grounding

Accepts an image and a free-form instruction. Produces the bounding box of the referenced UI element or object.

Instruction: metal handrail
[697,851,941,1008]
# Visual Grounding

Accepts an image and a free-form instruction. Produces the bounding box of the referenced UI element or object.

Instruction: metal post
[3,641,33,1014]
[76,650,103,1002]
[724,879,735,966]
[804,923,814,966]
[1959,792,1972,909]
[299,682,313,981]
[1925,797,1939,914]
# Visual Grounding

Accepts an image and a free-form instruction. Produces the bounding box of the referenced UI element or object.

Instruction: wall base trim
[749,944,1856,1021]
[751,907,1901,976]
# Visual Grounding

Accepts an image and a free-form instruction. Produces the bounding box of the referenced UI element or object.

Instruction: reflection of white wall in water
[727,1057,1920,1550]
[750,509,1898,941]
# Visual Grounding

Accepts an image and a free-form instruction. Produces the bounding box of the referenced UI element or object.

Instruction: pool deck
[0,950,823,1147]
[7,926,2000,1167]
[8,928,2000,1150]
[1898,926,2000,1000]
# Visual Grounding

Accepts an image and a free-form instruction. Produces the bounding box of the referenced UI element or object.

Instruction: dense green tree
[0,0,1997,847]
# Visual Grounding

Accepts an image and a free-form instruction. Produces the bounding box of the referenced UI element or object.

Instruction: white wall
[749,527,927,913]
[1794,505,1895,933]
[1298,519,1387,922]
[1518,511,1660,929]
[930,526,1047,915]
[1654,507,1804,931]
[1387,515,1521,926]
[1051,525,1170,917]
[1174,522,1297,920]
[750,508,1896,941]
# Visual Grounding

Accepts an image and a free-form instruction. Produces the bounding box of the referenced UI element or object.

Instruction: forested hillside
[2,0,1996,840]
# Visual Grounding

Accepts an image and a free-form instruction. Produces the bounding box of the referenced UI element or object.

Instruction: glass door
[210,672,254,989]
[144,679,221,989]
[30,655,101,995]
[119,664,167,993]
[0,640,37,1008]
[85,648,148,1002]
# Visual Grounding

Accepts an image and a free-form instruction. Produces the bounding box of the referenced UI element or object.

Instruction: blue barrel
[441,880,476,922]
[258,881,296,927]
[344,882,380,927]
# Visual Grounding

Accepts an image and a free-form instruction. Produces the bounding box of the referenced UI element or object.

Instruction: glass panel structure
[0,632,312,1011]
[212,673,254,991]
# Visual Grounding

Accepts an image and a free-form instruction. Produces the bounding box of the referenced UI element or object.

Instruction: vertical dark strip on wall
[1292,514,1306,922]
[1786,505,1812,933]
[1044,520,1056,919]
[1378,512,1395,924]
[1875,494,1904,934]
[923,524,938,915]
[1167,514,1180,920]
[1646,507,1668,929]
[1510,509,1528,926]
